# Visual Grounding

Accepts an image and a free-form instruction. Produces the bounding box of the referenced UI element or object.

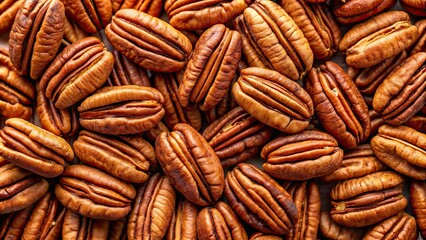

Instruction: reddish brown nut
[109,217,128,240]
[250,233,283,240]
[63,0,112,33]
[62,209,110,239]
[401,0,426,16]
[165,197,198,240]
[305,61,371,149]
[127,173,176,240]
[363,212,417,240]
[319,211,365,240]
[261,131,343,180]
[406,115,426,132]
[224,163,299,235]
[339,11,418,68]
[112,0,163,17]
[410,180,426,239]
[144,121,169,144]
[78,85,165,135]
[0,205,34,239]
[107,50,151,87]
[369,109,386,137]
[0,0,23,34]
[62,15,88,46]
[410,19,426,55]
[332,0,396,24]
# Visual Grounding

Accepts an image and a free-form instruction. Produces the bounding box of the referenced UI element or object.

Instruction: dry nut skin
[165,197,198,240]
[165,0,247,31]
[319,211,365,240]
[105,9,192,73]
[371,124,426,180]
[63,0,112,34]
[78,85,165,135]
[62,209,110,240]
[112,0,163,17]
[127,173,176,240]
[73,130,152,183]
[261,130,343,180]
[9,0,65,80]
[203,106,272,168]
[373,52,426,125]
[401,0,426,16]
[224,163,299,235]
[330,171,407,227]
[235,0,313,80]
[155,123,224,206]
[55,164,136,220]
[0,0,23,34]
[411,19,426,55]
[0,158,48,214]
[39,36,114,109]
[233,67,314,134]
[0,118,74,178]
[339,11,418,68]
[280,0,341,60]
[305,61,371,149]
[363,212,417,240]
[107,49,151,87]
[410,181,426,238]
[332,0,396,24]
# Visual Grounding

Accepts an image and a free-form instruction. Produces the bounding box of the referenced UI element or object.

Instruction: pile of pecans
[0,0,425,239]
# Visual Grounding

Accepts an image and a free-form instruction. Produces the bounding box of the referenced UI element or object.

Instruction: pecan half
[332,0,396,24]
[319,211,365,240]
[62,209,110,239]
[401,0,426,16]
[250,233,283,240]
[0,0,23,34]
[363,212,417,240]
[406,115,426,132]
[112,0,163,17]
[107,50,151,87]
[0,205,34,239]
[63,0,112,33]
[165,197,198,240]
[62,15,88,46]
[410,180,426,239]
[410,19,426,55]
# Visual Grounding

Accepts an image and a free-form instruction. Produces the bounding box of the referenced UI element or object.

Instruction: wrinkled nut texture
[0,0,22,34]
[9,0,65,79]
[62,15,88,46]
[165,197,198,240]
[363,212,417,240]
[411,19,426,55]
[371,124,426,180]
[319,211,365,240]
[73,130,152,183]
[55,164,136,220]
[330,171,407,227]
[78,85,165,135]
[0,204,34,239]
[305,61,370,149]
[235,0,313,80]
[127,173,176,240]
[373,52,426,125]
[0,118,74,178]
[39,36,114,109]
[205,79,238,124]
[0,158,48,214]
[261,130,343,180]
[105,9,192,72]
[333,0,396,24]
[250,233,283,240]
[155,123,224,206]
[233,67,314,134]
[406,115,426,132]
[339,11,418,68]
[112,0,163,17]
[401,0,426,16]
[63,0,112,33]
[410,181,426,239]
[165,0,247,31]
[203,106,271,168]
[62,209,110,240]
[108,50,151,87]
[224,163,299,235]
[280,0,341,60]
[197,201,248,240]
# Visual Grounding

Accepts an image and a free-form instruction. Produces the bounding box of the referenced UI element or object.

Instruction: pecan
[363,212,417,240]
[109,217,128,240]
[112,0,163,17]
[165,197,198,240]
[62,15,88,46]
[62,209,110,239]
[369,109,385,137]
[63,0,112,33]
[107,50,151,87]
[410,180,426,239]
[0,206,34,239]
[333,0,396,24]
[410,19,426,55]
[250,233,283,240]
[406,115,426,132]
[144,121,169,144]
[319,211,365,240]
[0,0,23,34]
[401,0,426,16]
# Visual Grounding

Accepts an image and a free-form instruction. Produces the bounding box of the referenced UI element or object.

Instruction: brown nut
[197,201,248,240]
[250,233,283,240]
[78,85,165,135]
[112,0,163,17]
[410,180,426,239]
[155,123,224,206]
[0,205,34,239]
[9,0,65,80]
[369,109,386,137]
[0,0,23,34]
[261,131,343,180]
[109,217,128,240]
[0,118,74,178]
[203,107,272,168]
[144,120,169,144]
[205,79,239,124]
[55,164,136,220]
[105,9,192,72]
[62,15,89,46]
[165,197,198,240]
[62,209,110,239]
[371,124,426,180]
[330,171,407,227]
[234,0,313,80]
[39,36,114,109]
[339,11,418,68]
[305,61,371,149]
[73,130,153,183]
[363,212,417,240]
[224,163,299,235]
[410,19,426,55]
[406,115,426,132]
[280,0,341,60]
[127,173,176,240]
[373,52,426,125]
[319,211,365,240]
[165,0,247,31]
[332,0,396,24]
[107,49,151,87]
[401,0,426,16]
[63,0,112,34]
[233,67,314,134]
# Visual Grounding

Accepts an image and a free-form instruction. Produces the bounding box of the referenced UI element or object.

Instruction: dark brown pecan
[144,120,169,144]
[109,217,128,240]
[0,205,34,239]
[401,0,426,16]
[0,118,74,178]
[179,24,242,111]
[0,158,48,214]
[330,171,407,227]
[39,37,114,109]
[406,115,426,132]
[0,0,23,34]
[339,11,418,68]
[127,173,176,240]
[319,211,365,240]
[55,164,136,220]
[305,61,371,149]
[233,67,314,134]
[373,52,426,125]
[363,212,417,240]
[411,19,426,55]
[234,0,313,80]
[332,0,396,24]
[73,130,153,183]
[261,131,342,180]
[203,107,271,168]
[107,50,151,87]
[63,0,112,33]
[165,0,247,31]
[62,15,88,46]
[62,209,110,239]
[410,180,426,238]
[224,163,298,235]
[112,0,163,17]
[280,0,340,60]
[105,9,192,72]
[250,233,283,240]
[9,0,65,79]
[197,201,248,240]
[165,197,198,240]
[154,72,202,131]
[369,109,385,137]
[371,124,426,180]
[78,85,165,135]
[155,123,224,206]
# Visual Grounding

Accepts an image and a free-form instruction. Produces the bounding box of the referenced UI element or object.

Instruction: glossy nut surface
[107,49,151,87]
[63,0,112,33]
[401,0,426,16]
[333,0,396,24]
[363,212,417,240]
[319,211,365,240]
[165,197,198,240]
[62,209,110,239]
[0,0,22,34]
[410,180,426,239]
[411,19,426,55]
[112,0,163,17]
